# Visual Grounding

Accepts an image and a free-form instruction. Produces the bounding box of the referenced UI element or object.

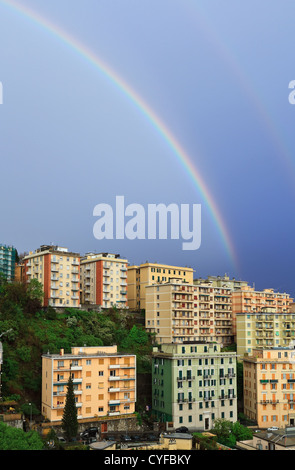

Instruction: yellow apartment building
[145,279,195,343]
[243,345,295,429]
[127,262,194,310]
[23,245,80,308]
[41,345,136,423]
[236,308,295,358]
[80,253,128,309]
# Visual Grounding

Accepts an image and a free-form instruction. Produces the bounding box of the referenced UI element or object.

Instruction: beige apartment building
[194,274,249,290]
[23,245,80,308]
[145,279,195,343]
[236,308,295,358]
[193,283,233,345]
[80,253,128,309]
[145,279,234,346]
[127,262,194,310]
[243,346,295,429]
[41,345,136,423]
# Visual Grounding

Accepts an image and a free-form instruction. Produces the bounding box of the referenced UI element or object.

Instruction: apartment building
[0,244,16,281]
[145,279,234,346]
[194,274,249,290]
[243,345,295,429]
[23,245,80,308]
[80,253,128,309]
[145,279,195,343]
[41,345,136,423]
[152,342,237,431]
[193,283,233,345]
[127,262,194,310]
[232,286,293,339]
[236,308,295,358]
[14,263,25,283]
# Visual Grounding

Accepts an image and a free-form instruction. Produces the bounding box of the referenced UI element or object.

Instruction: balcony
[109,375,135,381]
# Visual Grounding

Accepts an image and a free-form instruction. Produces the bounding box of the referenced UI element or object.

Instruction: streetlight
[28,402,32,429]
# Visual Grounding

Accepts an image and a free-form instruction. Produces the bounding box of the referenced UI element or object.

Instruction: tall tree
[62,374,78,441]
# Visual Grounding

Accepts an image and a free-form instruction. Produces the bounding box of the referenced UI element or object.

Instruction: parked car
[146,434,158,441]
[106,434,117,441]
[120,434,132,442]
[57,436,66,443]
[175,426,189,433]
[131,434,142,441]
[80,426,98,439]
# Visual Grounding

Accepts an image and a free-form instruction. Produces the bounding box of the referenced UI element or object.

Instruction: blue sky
[1,0,295,296]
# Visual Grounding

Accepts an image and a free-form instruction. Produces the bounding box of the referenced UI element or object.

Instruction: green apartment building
[0,245,16,281]
[152,342,237,431]
[236,308,295,358]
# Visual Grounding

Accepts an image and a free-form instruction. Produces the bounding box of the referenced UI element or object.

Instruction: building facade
[23,245,80,307]
[193,283,233,345]
[41,345,136,423]
[232,286,293,339]
[127,262,194,310]
[236,309,295,358]
[80,253,128,309]
[0,244,16,281]
[145,279,195,343]
[145,279,234,346]
[194,274,249,290]
[243,346,295,429]
[152,342,237,431]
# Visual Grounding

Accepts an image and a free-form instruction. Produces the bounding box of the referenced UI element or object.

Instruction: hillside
[0,276,153,414]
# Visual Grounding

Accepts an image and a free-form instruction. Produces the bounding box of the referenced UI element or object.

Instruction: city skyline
[1,1,295,296]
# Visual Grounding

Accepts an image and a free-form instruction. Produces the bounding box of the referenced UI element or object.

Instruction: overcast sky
[1,0,295,296]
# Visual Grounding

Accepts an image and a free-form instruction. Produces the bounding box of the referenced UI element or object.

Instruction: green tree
[212,418,233,445]
[26,278,44,303]
[0,421,44,450]
[231,421,253,441]
[212,418,253,448]
[62,374,78,441]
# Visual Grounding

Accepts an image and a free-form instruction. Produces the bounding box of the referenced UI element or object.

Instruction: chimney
[60,349,64,356]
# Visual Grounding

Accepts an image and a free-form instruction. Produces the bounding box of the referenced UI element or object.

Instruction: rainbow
[187,1,295,184]
[0,0,238,269]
